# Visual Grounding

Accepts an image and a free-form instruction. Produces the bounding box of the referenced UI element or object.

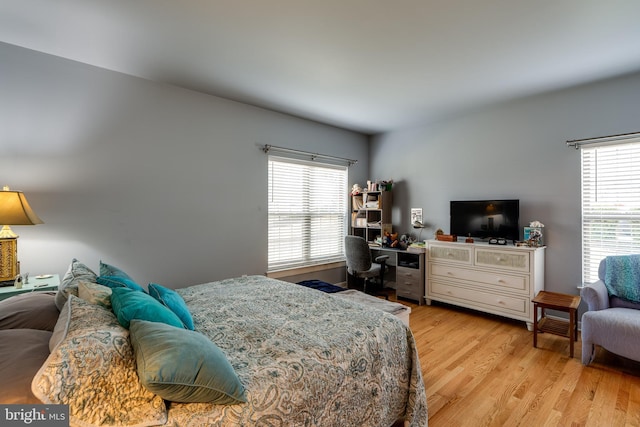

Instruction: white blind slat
[268,156,347,271]
[581,140,640,283]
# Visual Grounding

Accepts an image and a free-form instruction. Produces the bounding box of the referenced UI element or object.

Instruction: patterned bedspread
[169,275,428,427]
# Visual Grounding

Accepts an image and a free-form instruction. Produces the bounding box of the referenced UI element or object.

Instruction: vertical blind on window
[582,140,640,283]
[268,156,347,271]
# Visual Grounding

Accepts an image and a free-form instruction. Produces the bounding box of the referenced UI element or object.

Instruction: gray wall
[4,39,640,313]
[1,42,369,288]
[370,71,640,315]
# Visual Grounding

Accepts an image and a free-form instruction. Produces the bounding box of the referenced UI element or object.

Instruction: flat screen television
[450,199,520,242]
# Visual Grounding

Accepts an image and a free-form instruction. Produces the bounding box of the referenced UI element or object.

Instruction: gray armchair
[581,257,640,365]
[344,235,392,299]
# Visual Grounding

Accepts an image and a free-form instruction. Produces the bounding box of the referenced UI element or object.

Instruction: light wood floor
[399,298,640,427]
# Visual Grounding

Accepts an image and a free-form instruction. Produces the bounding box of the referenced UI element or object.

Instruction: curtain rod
[262,144,358,166]
[566,131,640,149]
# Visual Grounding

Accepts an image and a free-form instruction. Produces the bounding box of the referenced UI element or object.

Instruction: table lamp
[413,220,426,241]
[0,186,43,283]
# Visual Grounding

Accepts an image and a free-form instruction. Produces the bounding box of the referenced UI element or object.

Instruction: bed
[0,260,428,427]
[296,279,412,326]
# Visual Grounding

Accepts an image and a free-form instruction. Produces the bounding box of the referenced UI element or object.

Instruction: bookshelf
[350,190,392,244]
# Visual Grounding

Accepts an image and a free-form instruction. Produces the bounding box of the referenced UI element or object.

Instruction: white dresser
[425,240,545,330]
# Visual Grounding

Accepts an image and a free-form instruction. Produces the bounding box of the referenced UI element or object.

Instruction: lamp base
[0,225,18,239]
[0,238,18,282]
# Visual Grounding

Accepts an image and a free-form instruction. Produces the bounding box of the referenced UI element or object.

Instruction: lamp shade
[0,188,43,226]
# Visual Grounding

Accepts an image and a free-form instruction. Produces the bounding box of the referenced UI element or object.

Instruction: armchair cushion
[610,296,640,310]
[581,308,640,365]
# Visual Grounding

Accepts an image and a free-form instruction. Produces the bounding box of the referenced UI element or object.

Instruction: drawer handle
[497,299,505,305]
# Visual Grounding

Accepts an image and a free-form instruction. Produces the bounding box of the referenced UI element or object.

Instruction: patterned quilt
[168,275,428,426]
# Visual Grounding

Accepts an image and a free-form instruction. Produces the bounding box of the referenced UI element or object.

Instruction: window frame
[581,139,640,284]
[267,155,348,273]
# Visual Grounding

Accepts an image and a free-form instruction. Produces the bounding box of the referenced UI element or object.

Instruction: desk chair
[344,235,394,300]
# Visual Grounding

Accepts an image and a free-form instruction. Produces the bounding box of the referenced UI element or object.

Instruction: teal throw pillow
[129,319,247,404]
[97,275,147,293]
[100,261,135,281]
[110,287,184,329]
[148,283,195,330]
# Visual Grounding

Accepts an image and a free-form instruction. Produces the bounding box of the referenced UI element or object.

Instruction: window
[268,156,348,271]
[581,139,640,283]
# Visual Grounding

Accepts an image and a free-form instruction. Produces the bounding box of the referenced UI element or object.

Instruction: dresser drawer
[430,263,529,293]
[429,280,529,317]
[396,266,421,298]
[429,244,472,265]
[396,285,421,300]
[396,266,421,286]
[475,249,530,272]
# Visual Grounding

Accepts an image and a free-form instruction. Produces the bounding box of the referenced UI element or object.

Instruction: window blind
[268,156,348,271]
[581,140,640,283]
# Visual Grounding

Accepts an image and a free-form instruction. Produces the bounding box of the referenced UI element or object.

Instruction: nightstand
[0,274,60,301]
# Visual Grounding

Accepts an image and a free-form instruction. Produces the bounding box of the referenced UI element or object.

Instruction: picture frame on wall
[411,208,423,226]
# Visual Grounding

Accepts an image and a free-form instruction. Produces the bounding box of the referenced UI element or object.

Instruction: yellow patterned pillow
[32,295,167,427]
[77,280,113,309]
[54,258,97,310]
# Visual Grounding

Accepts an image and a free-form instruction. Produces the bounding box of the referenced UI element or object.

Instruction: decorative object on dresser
[524,220,545,247]
[0,186,43,284]
[426,240,545,330]
[436,233,457,242]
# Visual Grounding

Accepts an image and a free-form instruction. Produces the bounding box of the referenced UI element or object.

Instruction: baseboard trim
[266,261,346,279]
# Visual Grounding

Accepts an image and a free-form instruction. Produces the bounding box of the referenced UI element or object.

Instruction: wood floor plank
[396,298,640,426]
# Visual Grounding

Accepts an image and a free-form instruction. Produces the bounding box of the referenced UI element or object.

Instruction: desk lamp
[413,221,426,242]
[0,186,43,283]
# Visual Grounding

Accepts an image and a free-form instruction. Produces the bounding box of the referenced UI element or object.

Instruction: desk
[0,274,60,301]
[532,290,581,358]
[369,246,425,305]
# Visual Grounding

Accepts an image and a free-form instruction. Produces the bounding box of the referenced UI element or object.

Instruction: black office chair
[344,235,393,299]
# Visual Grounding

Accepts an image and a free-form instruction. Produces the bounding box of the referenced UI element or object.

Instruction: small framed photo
[411,208,423,225]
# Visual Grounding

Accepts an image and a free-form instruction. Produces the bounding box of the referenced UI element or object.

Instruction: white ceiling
[2,0,640,135]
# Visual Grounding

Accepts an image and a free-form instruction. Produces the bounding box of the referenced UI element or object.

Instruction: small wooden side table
[532,291,581,358]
